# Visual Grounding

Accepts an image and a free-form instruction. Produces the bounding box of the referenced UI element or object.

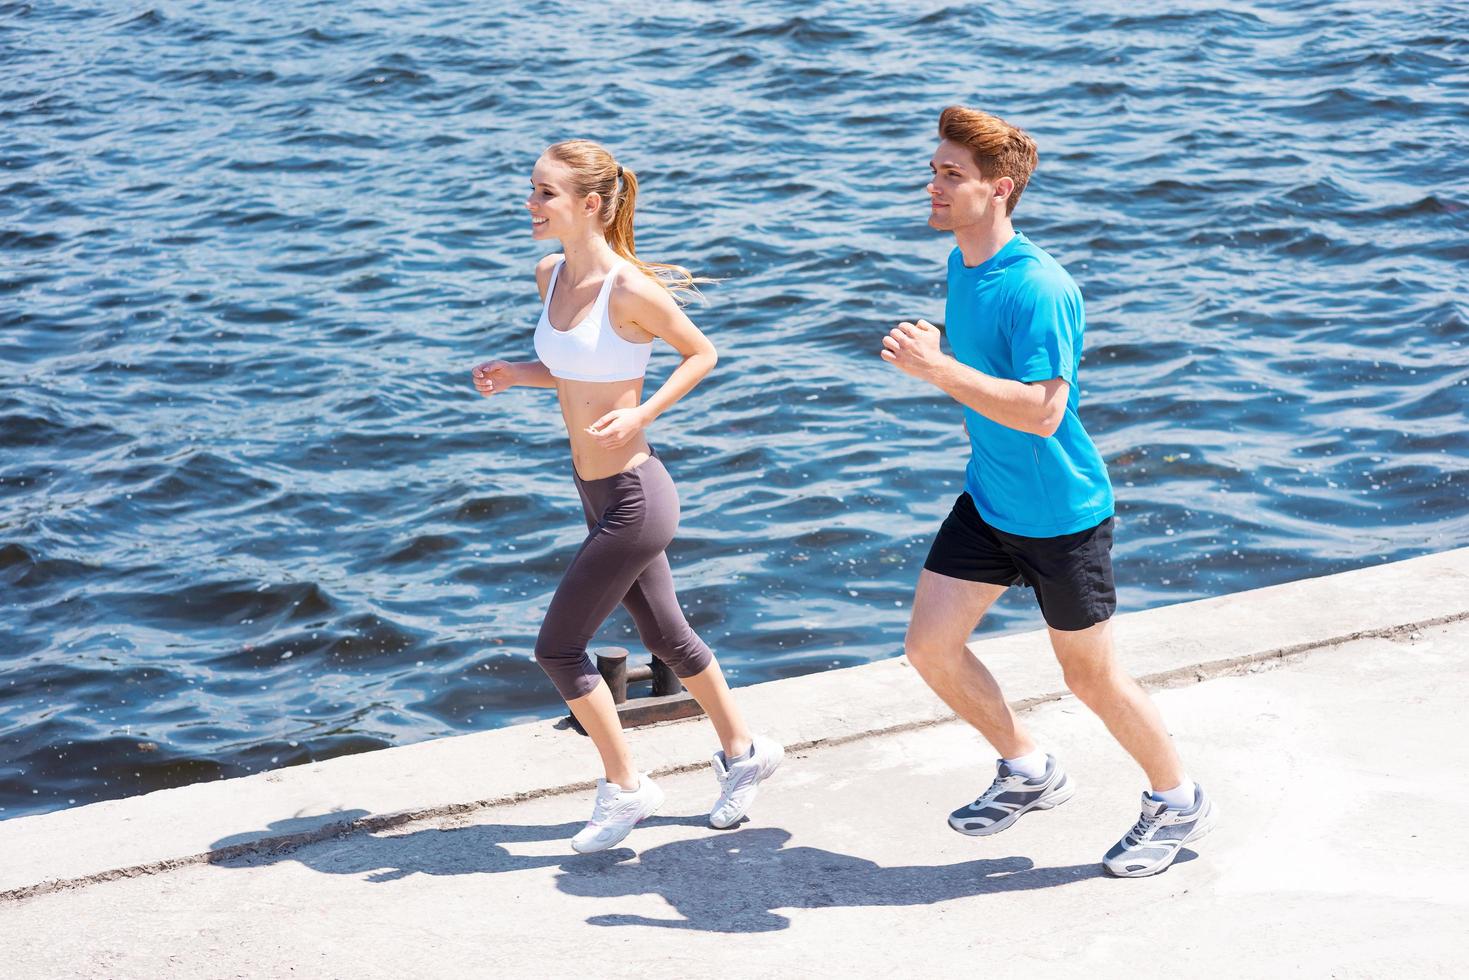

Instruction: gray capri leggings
[534,450,714,701]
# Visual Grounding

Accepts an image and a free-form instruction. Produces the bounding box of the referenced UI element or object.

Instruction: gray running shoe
[948,754,1075,836]
[1103,784,1217,877]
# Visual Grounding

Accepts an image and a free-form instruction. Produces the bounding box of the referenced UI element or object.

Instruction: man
[880,105,1215,877]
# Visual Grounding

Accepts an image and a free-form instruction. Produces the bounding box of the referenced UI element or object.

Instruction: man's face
[926,138,1006,231]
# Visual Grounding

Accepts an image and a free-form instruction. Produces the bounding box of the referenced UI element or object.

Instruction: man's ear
[993,176,1015,205]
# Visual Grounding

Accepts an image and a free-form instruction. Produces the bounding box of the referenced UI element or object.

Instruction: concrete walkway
[4,550,1468,977]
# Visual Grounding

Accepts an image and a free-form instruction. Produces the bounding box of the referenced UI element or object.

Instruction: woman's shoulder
[610,260,670,306]
[607,261,679,341]
[534,252,564,298]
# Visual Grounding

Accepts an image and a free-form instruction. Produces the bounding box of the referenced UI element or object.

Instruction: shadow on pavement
[558,826,1104,932]
[207,811,707,882]
[210,814,1109,932]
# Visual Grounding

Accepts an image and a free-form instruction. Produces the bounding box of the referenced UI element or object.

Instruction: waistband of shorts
[572,446,664,490]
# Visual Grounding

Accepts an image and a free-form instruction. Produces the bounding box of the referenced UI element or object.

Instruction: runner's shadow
[557,826,1102,933]
[208,814,1116,931]
[207,811,708,882]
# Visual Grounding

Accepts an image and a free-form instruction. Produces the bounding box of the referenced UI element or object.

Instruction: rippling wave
[3,0,1466,819]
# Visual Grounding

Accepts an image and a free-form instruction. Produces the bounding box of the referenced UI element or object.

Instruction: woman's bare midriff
[556,376,651,481]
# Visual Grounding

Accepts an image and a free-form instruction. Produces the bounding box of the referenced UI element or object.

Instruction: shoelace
[973,774,1022,809]
[721,766,758,796]
[591,791,620,824]
[1124,810,1165,846]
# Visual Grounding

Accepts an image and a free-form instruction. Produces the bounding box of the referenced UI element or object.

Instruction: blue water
[3,1,1466,820]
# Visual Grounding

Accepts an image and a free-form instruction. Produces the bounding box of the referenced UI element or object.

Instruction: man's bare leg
[903,570,1031,757]
[1049,619,1184,792]
[1053,618,1216,879]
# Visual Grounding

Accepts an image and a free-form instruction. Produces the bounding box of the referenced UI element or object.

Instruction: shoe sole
[708,741,785,830]
[1102,801,1218,878]
[570,781,666,854]
[948,777,1076,837]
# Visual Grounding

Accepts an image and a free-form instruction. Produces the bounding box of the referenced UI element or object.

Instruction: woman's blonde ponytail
[604,165,639,266]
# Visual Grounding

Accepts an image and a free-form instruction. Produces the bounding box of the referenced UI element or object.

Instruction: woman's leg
[620,554,752,759]
[592,455,779,828]
[535,478,670,789]
[564,684,637,789]
[682,661,754,760]
[612,457,755,758]
[621,561,778,828]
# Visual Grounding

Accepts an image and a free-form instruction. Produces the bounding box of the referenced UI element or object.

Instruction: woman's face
[526,155,593,241]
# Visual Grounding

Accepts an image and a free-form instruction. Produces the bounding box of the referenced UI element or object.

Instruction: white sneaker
[708,735,784,829]
[569,775,664,854]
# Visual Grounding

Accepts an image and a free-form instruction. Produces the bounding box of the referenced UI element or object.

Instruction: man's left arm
[881,319,1069,438]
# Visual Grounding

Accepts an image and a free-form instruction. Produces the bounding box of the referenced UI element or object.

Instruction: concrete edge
[4,605,1461,905]
[1132,610,1468,689]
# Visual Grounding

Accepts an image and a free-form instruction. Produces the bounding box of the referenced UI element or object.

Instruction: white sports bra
[533,258,652,383]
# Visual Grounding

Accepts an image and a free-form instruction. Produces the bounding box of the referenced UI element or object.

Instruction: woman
[471,140,781,853]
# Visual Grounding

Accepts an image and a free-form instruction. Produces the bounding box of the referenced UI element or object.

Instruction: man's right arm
[929,357,1069,438]
[882,319,1068,437]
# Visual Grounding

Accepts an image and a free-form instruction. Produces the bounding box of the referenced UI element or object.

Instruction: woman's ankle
[606,771,640,792]
[724,734,754,761]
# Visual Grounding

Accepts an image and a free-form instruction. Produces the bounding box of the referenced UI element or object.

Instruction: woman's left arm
[587,273,717,449]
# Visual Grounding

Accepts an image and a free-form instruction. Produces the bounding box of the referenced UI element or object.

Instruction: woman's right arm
[472,358,554,396]
[471,254,563,396]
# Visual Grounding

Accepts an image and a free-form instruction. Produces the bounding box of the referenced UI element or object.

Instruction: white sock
[1001,748,1049,779]
[1151,778,1196,809]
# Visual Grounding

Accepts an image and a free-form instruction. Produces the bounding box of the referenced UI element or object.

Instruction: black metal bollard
[595,647,629,704]
[649,657,682,697]
[563,648,703,735]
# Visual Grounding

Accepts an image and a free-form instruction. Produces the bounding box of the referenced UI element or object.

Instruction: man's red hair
[938,106,1039,215]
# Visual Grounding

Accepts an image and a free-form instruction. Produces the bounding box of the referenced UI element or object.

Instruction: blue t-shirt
[945,232,1114,537]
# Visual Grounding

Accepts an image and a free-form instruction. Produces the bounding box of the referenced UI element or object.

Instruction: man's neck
[953,217,1016,269]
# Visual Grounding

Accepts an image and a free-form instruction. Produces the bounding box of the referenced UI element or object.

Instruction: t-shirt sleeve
[1008,275,1080,384]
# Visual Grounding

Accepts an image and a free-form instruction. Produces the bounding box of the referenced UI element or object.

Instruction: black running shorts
[923,492,1117,631]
